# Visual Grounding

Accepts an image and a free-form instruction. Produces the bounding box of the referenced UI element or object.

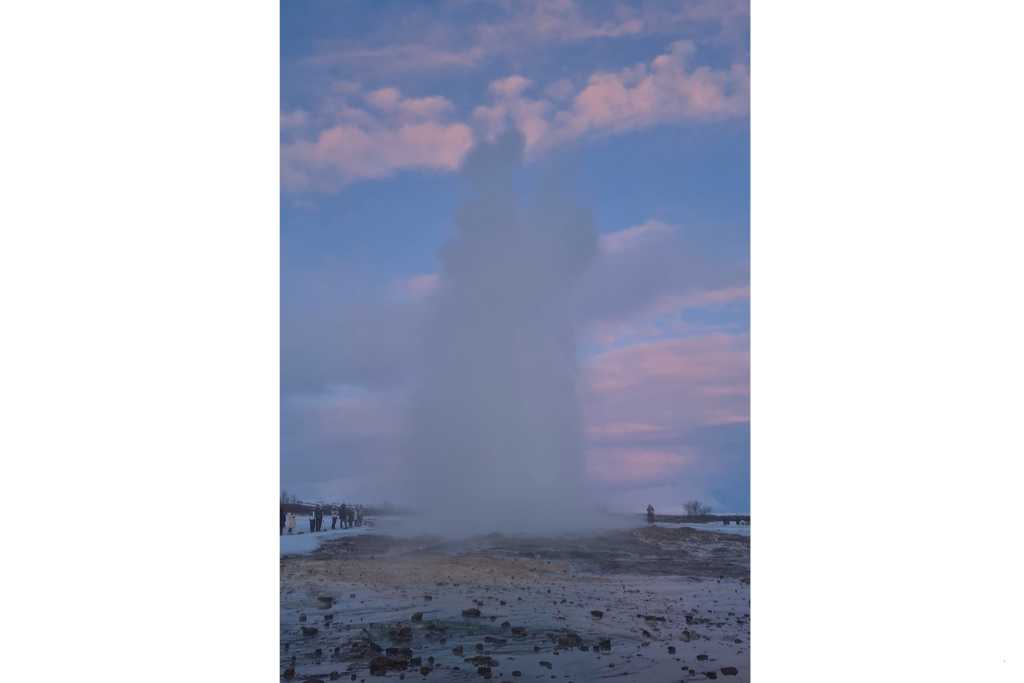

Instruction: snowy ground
[280,519,374,556]
[653,521,751,537]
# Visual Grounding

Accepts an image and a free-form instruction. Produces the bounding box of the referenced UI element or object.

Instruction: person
[280,506,286,535]
[315,505,323,532]
[646,504,655,524]
[331,507,338,530]
[346,505,355,528]
[355,506,363,526]
[286,511,296,534]
[339,503,349,529]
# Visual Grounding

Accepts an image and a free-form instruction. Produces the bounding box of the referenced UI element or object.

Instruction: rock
[301,626,319,636]
[299,613,307,623]
[500,621,511,629]
[590,610,604,619]
[510,627,527,637]
[465,656,499,667]
[452,645,464,656]
[555,633,582,648]
[389,625,413,642]
[462,608,482,618]
[680,630,693,642]
[386,647,413,658]
[642,614,666,622]
[305,679,325,683]
[369,655,410,676]
[512,672,522,678]
[704,672,718,679]
[539,661,552,669]
[720,667,738,676]
[329,673,339,681]
[283,667,295,680]
[697,654,709,661]
[668,646,676,654]
[317,596,334,608]
[411,612,424,622]
[598,639,612,651]
[476,666,493,679]
[484,636,507,645]
[419,666,431,676]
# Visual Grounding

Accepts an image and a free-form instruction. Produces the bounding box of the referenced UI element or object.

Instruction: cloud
[282,86,473,191]
[470,42,747,156]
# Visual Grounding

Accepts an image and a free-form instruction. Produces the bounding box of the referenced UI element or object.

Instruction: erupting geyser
[405,131,599,535]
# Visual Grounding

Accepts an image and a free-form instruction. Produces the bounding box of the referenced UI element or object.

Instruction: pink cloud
[583,334,749,439]
[586,447,692,483]
[397,273,441,300]
[599,219,676,254]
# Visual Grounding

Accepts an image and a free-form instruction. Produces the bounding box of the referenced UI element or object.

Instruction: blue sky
[281,0,750,513]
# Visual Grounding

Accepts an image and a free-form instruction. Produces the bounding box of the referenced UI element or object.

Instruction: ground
[280,522,750,682]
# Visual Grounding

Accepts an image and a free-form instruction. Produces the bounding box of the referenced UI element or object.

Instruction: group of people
[280,504,365,535]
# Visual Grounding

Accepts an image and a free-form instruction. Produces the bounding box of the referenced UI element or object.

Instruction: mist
[400,131,603,536]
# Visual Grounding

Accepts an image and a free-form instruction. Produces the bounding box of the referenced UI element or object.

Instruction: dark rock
[411,612,423,622]
[681,630,693,642]
[299,613,307,622]
[510,627,527,637]
[484,636,507,645]
[598,639,612,651]
[386,647,413,658]
[389,625,413,642]
[555,633,582,648]
[452,645,464,656]
[500,621,511,629]
[283,667,295,680]
[462,608,482,618]
[329,673,339,681]
[301,626,319,636]
[641,629,652,638]
[512,672,522,678]
[476,666,493,678]
[317,596,334,608]
[668,646,676,654]
[642,615,666,622]
[465,656,499,667]
[697,654,709,661]
[704,673,718,679]
[369,655,410,676]
[720,666,738,676]
[590,610,604,619]
[539,661,552,669]
[419,666,431,676]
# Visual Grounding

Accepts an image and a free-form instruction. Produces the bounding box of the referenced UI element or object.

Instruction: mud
[281,525,749,682]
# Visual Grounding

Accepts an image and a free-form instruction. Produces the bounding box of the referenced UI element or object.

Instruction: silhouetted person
[280,507,285,535]
[331,507,338,530]
[308,511,315,533]
[339,503,349,528]
[646,504,655,524]
[286,511,295,534]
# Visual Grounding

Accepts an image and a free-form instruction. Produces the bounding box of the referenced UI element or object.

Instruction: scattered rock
[697,654,709,661]
[590,610,604,619]
[539,661,552,669]
[369,655,410,676]
[720,666,738,676]
[301,626,319,636]
[598,639,612,651]
[317,596,334,608]
[462,608,482,618]
[452,645,464,656]
[704,672,718,679]
[668,646,676,654]
[411,612,423,622]
[476,666,493,678]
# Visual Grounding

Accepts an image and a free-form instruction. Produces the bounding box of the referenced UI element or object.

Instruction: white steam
[402,131,600,535]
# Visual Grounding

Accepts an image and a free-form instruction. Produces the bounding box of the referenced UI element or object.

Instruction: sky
[280,0,749,515]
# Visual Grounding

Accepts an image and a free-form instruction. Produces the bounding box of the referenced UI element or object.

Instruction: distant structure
[646,504,655,524]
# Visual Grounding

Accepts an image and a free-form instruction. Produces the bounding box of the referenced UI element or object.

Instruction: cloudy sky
[281,0,749,514]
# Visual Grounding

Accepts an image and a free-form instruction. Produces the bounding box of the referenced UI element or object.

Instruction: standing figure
[286,511,295,534]
[308,510,315,533]
[331,507,338,530]
[339,503,349,528]
[646,504,655,524]
[316,505,323,532]
[346,505,355,528]
[280,506,286,535]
